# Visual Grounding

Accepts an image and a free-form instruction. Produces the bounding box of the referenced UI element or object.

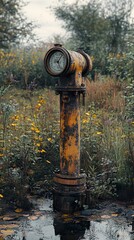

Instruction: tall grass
[0,78,133,207]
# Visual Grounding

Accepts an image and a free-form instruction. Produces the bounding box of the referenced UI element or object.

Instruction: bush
[0,46,56,88]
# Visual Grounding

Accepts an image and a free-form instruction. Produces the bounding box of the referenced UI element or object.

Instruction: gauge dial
[48,51,67,74]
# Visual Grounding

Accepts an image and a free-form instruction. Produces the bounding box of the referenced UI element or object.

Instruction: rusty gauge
[44,46,71,76]
[44,44,92,77]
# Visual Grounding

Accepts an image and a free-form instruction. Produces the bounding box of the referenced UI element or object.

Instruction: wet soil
[0,198,134,240]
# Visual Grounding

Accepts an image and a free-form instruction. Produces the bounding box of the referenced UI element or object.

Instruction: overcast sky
[22,0,134,42]
[22,0,78,42]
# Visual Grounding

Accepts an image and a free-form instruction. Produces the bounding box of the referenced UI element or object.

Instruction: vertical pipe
[60,91,80,175]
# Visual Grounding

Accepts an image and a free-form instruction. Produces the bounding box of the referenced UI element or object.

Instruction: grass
[0,78,134,207]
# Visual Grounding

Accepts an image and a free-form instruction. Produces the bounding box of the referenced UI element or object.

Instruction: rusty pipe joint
[44,44,92,89]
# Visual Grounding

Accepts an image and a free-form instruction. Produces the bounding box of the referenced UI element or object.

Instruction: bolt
[54,43,62,47]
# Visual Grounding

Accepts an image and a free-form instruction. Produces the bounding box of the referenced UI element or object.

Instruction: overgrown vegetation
[0,0,134,208]
[0,0,34,49]
[0,79,133,207]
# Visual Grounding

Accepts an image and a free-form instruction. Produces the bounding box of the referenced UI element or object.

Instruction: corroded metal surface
[44,44,92,213]
[44,45,92,79]
[60,92,80,175]
[54,173,86,186]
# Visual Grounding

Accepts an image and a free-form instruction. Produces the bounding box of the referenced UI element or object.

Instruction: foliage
[124,79,134,119]
[0,80,134,206]
[106,51,134,80]
[55,0,134,78]
[81,102,134,201]
[0,88,59,207]
[104,0,133,53]
[0,0,34,49]
[0,45,56,88]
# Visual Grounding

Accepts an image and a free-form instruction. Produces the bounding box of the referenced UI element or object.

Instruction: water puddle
[0,198,134,240]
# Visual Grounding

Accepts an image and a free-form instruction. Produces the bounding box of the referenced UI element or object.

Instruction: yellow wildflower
[82,119,89,124]
[31,127,35,131]
[40,149,46,153]
[92,114,97,119]
[38,99,46,104]
[11,115,19,120]
[0,194,4,198]
[31,127,40,133]
[11,123,17,127]
[96,131,103,135]
[36,143,41,147]
[48,138,52,142]
[35,128,40,133]
[0,153,4,157]
[35,103,41,110]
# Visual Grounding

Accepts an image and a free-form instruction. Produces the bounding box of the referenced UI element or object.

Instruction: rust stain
[60,94,80,175]
[60,133,80,175]
[68,109,79,127]
[69,51,86,87]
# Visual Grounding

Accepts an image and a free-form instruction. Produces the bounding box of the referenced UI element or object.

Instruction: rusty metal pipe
[44,44,92,213]
[60,91,80,175]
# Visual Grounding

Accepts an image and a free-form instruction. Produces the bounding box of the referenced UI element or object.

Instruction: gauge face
[48,51,67,74]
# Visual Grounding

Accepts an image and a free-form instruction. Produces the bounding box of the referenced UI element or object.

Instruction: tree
[55,0,111,73]
[0,0,34,49]
[104,0,133,54]
[55,0,134,75]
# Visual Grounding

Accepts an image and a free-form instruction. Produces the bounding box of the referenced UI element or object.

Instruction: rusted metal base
[53,173,86,213]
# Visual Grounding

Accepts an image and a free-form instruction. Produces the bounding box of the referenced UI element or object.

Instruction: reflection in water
[54,217,90,240]
[5,197,134,240]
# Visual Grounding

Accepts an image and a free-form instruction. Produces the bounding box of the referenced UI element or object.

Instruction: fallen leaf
[111,213,118,217]
[101,215,111,219]
[3,216,15,221]
[0,224,19,229]
[22,214,29,217]
[1,229,14,237]
[28,215,38,220]
[15,208,23,213]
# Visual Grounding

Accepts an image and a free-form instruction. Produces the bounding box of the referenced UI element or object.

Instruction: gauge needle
[57,55,62,64]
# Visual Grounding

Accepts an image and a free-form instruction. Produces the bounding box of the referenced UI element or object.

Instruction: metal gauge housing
[44,46,71,77]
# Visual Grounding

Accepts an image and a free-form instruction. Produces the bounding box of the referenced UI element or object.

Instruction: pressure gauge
[44,46,71,76]
[49,51,67,74]
[44,44,92,77]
